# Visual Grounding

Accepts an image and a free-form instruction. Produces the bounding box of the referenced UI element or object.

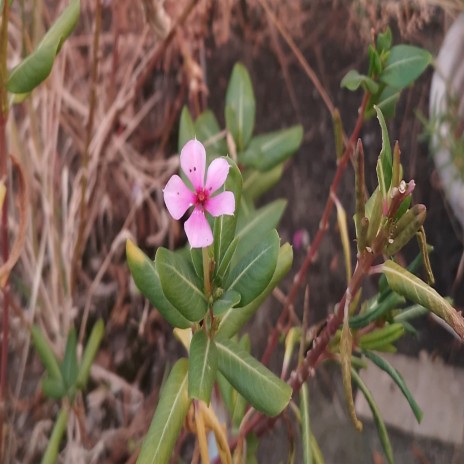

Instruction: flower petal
[204,158,230,194]
[205,191,235,217]
[163,175,194,220]
[180,139,206,191]
[184,208,213,248]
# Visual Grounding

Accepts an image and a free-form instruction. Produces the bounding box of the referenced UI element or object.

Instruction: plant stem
[0,1,9,461]
[202,247,211,298]
[261,91,370,366]
[41,406,68,464]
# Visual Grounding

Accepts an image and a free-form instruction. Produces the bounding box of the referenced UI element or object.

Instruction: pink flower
[163,139,235,248]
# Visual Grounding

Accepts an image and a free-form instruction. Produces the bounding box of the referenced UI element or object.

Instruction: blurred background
[5,0,464,462]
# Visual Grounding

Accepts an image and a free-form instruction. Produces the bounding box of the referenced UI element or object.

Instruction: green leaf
[188,331,218,405]
[234,199,286,265]
[216,337,291,416]
[213,289,241,316]
[362,350,423,423]
[31,325,63,382]
[224,230,279,306]
[218,243,293,337]
[60,327,78,390]
[7,0,80,94]
[41,377,66,400]
[377,28,392,52]
[375,106,392,200]
[239,125,303,172]
[156,247,208,322]
[190,247,203,279]
[76,318,105,390]
[195,110,228,158]
[340,70,379,94]
[225,63,256,151]
[380,45,432,90]
[374,86,401,120]
[178,106,195,152]
[300,382,313,464]
[383,260,464,339]
[242,164,284,201]
[351,368,394,464]
[126,240,191,328]
[213,158,242,277]
[138,359,191,464]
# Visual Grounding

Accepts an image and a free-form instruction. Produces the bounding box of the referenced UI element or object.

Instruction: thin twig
[260,91,370,366]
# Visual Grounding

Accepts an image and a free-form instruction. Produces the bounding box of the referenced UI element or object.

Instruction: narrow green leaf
[195,110,228,158]
[60,327,78,389]
[218,243,293,337]
[365,188,383,243]
[375,86,401,119]
[126,240,191,328]
[76,318,105,390]
[224,230,279,306]
[41,407,68,464]
[190,247,203,279]
[380,45,432,89]
[239,125,303,172]
[188,331,218,404]
[178,106,195,153]
[375,106,392,200]
[213,290,241,316]
[351,368,394,464]
[234,199,286,265]
[362,350,423,423]
[156,247,208,322]
[349,292,405,329]
[8,0,80,93]
[243,164,284,201]
[138,359,191,464]
[358,323,405,351]
[31,326,63,382]
[225,63,256,151]
[216,337,291,416]
[300,382,313,464]
[383,260,464,339]
[213,158,242,276]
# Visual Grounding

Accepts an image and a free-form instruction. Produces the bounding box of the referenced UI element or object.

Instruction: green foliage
[239,125,304,171]
[188,331,218,404]
[126,240,191,328]
[155,247,208,322]
[32,320,104,402]
[8,0,80,94]
[216,337,291,416]
[351,368,394,464]
[341,28,431,119]
[300,382,313,464]
[362,350,423,423]
[225,63,256,151]
[137,359,190,464]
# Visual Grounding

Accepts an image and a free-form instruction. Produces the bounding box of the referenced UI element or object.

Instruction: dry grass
[3,0,460,462]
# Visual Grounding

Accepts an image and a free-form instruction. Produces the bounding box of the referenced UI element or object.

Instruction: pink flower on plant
[163,139,235,248]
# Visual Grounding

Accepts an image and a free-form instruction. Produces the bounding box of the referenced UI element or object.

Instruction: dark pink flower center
[195,188,209,207]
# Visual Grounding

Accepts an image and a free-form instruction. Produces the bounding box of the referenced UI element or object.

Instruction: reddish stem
[261,91,370,366]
